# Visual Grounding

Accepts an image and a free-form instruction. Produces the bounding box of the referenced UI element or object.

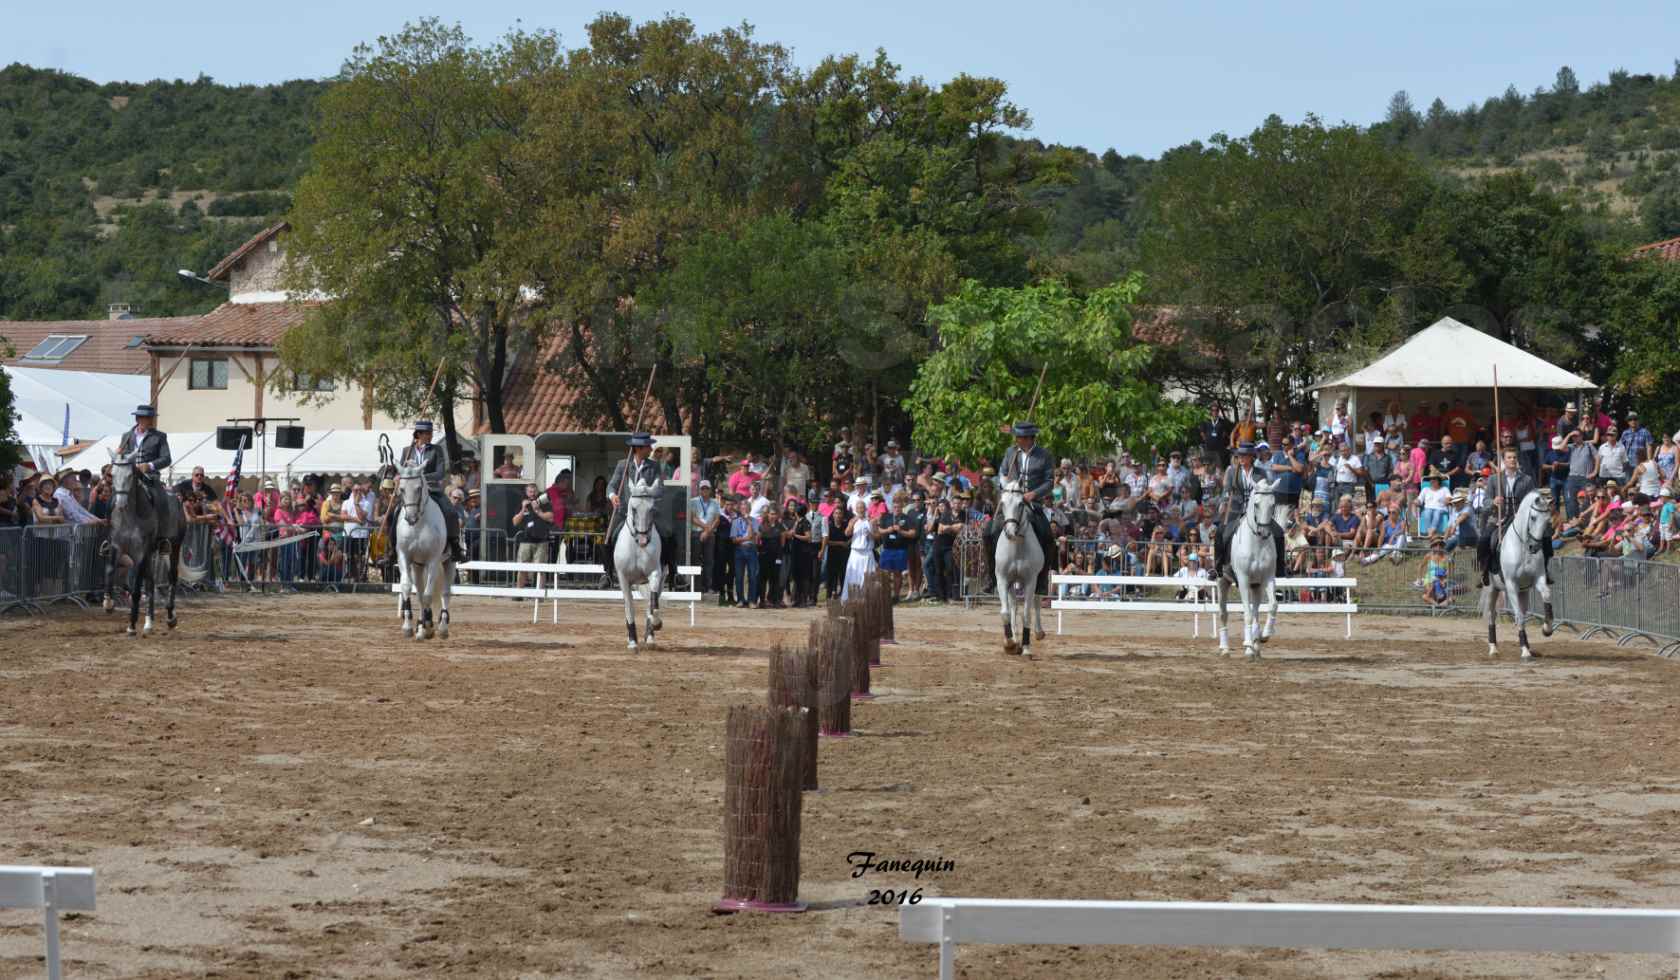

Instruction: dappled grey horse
[994,477,1045,658]
[104,452,203,635]
[1217,477,1281,659]
[394,460,453,640]
[614,473,664,651]
[1481,488,1556,661]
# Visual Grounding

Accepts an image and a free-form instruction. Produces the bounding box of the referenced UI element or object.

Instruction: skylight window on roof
[21,334,89,361]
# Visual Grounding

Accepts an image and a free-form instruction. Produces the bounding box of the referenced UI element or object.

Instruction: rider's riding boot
[1275,529,1288,579]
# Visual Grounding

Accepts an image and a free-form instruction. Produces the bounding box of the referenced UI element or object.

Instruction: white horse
[1481,489,1556,661]
[394,461,453,641]
[1217,477,1280,659]
[614,472,664,651]
[994,477,1045,658]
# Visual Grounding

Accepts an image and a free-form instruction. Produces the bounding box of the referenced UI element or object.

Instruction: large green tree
[1606,253,1680,431]
[280,20,559,451]
[1139,116,1448,408]
[904,276,1199,465]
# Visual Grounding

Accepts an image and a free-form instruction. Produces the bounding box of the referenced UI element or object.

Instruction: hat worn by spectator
[1551,435,1565,449]
[886,439,900,448]
[699,479,712,489]
[263,478,276,489]
[380,479,396,491]
[869,489,883,500]
[1104,544,1122,559]
[53,467,75,483]
[1331,548,1348,559]
[626,432,654,447]
[1186,552,1202,562]
[1451,489,1468,503]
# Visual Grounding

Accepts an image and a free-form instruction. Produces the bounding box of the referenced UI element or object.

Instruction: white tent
[64,428,411,485]
[1311,317,1597,427]
[5,366,149,471]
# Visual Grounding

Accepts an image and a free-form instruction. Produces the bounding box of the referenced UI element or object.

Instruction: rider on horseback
[382,420,465,568]
[1215,442,1288,579]
[983,422,1056,595]
[601,433,663,588]
[116,405,172,515]
[1478,446,1553,586]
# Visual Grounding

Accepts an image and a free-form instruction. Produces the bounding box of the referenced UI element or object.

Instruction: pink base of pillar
[714,898,808,913]
[850,691,876,702]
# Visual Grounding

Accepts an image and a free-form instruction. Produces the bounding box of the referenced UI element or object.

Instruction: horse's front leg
[102,542,115,613]
[414,562,434,640]
[1216,580,1231,655]
[1536,575,1555,638]
[646,565,663,641]
[1239,575,1259,658]
[998,567,1018,656]
[166,542,180,630]
[1510,586,1535,661]
[1484,583,1499,657]
[622,577,639,651]
[436,559,452,640]
[126,553,144,635]
[1259,563,1278,642]
[399,554,415,638]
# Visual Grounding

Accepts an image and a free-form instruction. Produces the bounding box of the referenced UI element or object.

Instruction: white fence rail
[1049,575,1358,638]
[0,865,96,980]
[391,561,705,625]
[901,897,1680,980]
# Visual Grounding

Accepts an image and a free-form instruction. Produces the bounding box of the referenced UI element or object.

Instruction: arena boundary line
[901,897,1680,980]
[389,560,705,625]
[1049,575,1358,639]
[0,865,96,980]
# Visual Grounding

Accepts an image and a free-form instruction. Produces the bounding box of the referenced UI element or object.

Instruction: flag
[219,434,247,546]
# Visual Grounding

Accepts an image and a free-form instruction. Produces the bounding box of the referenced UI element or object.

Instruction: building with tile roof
[1632,235,1680,262]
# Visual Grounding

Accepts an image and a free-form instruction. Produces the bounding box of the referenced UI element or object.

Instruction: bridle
[1512,490,1552,557]
[1244,481,1277,537]
[628,481,658,548]
[398,468,426,525]
[998,481,1026,539]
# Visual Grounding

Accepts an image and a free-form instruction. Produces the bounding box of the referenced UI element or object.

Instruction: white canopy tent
[63,428,409,486]
[1311,317,1597,429]
[5,366,149,471]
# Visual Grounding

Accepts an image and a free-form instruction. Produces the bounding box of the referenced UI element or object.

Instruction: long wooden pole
[1492,365,1503,527]
[1026,362,1050,422]
[608,363,660,530]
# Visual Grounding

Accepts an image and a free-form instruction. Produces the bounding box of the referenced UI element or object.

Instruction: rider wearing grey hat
[383,419,465,568]
[601,433,665,588]
[1215,441,1287,579]
[117,404,173,512]
[983,421,1056,594]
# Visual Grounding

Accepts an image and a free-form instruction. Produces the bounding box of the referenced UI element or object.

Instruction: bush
[206,192,291,217]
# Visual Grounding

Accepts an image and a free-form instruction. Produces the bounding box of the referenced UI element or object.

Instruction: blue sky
[5,1,1676,157]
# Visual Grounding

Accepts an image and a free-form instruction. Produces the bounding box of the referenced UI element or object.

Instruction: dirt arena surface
[4,594,1680,979]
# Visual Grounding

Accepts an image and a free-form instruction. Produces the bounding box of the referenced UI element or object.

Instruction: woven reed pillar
[717,704,809,912]
[767,642,819,790]
[813,618,853,737]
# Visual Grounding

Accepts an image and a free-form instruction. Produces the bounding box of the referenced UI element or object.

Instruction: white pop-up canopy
[1311,317,1597,429]
[5,365,150,470]
[62,428,408,485]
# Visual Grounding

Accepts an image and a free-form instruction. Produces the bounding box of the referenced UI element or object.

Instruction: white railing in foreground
[1049,575,1358,639]
[901,897,1680,980]
[390,561,705,625]
[0,866,96,980]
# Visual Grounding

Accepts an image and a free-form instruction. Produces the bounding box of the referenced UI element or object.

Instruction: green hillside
[1373,63,1680,237]
[0,64,326,321]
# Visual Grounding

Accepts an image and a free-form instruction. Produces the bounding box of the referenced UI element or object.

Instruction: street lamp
[177,269,228,289]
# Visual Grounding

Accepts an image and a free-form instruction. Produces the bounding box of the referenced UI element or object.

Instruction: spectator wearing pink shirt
[726,459,755,499]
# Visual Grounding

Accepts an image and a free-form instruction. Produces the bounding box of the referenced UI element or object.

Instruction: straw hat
[1104,544,1122,559]
[380,478,396,491]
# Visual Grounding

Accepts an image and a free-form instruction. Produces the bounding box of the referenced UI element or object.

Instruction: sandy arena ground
[4,592,1680,979]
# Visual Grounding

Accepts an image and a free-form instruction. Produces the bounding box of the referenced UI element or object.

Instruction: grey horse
[1481,488,1556,661]
[994,477,1045,658]
[104,452,204,635]
[1217,477,1281,659]
[394,459,453,640]
[613,472,664,651]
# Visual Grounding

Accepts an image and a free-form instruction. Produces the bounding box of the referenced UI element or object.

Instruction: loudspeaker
[274,425,305,449]
[216,426,254,451]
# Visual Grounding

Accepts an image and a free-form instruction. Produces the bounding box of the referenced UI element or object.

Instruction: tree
[1606,254,1680,428]
[1138,117,1446,408]
[1384,90,1420,144]
[0,339,19,471]
[1643,171,1680,239]
[903,276,1199,464]
[281,20,560,452]
[1554,65,1580,97]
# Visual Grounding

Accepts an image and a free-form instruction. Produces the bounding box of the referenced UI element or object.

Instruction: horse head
[396,462,427,524]
[108,449,137,500]
[1246,477,1279,529]
[997,478,1027,539]
[1521,488,1554,546]
[625,474,660,545]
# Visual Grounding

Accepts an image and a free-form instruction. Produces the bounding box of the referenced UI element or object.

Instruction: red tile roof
[207,221,289,282]
[1632,236,1680,262]
[142,301,322,348]
[497,332,612,434]
[0,315,196,373]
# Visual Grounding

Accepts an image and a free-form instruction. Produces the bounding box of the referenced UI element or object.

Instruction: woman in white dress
[842,497,879,600]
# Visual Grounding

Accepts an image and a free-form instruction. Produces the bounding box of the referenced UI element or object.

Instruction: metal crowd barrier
[1552,555,1680,657]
